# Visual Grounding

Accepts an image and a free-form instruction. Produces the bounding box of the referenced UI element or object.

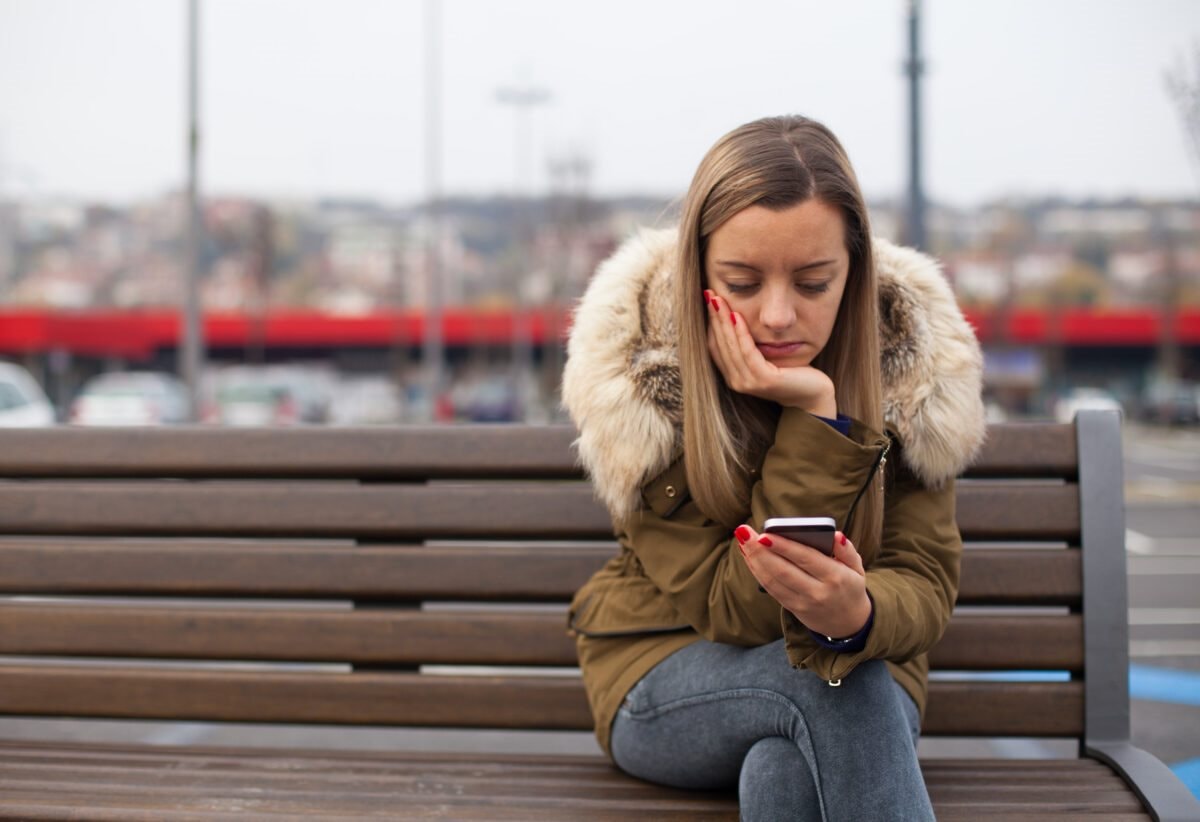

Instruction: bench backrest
[0,417,1121,742]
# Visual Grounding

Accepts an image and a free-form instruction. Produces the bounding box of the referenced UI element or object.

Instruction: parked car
[328,376,405,425]
[1053,387,1124,424]
[69,371,189,426]
[206,366,331,426]
[1140,380,1200,426]
[0,362,56,427]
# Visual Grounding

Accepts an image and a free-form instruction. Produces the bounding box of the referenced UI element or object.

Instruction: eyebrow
[714,259,837,274]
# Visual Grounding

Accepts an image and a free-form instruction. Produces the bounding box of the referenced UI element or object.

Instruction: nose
[758,286,796,333]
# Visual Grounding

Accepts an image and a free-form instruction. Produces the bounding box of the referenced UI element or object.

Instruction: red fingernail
[758,535,773,547]
[734,525,752,544]
[711,299,720,311]
[731,313,737,326]
[840,533,848,545]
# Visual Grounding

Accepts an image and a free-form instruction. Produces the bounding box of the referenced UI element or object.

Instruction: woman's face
[704,198,850,369]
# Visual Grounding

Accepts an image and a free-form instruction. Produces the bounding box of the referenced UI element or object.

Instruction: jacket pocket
[568,574,692,638]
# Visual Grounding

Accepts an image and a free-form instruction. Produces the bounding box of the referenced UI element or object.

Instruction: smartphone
[762,516,837,556]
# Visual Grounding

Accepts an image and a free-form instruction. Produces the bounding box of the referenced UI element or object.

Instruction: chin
[767,353,816,369]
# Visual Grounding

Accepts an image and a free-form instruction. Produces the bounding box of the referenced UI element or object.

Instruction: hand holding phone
[762,516,837,556]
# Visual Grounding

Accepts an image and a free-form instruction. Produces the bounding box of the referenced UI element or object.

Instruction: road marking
[1130,640,1200,658]
[1129,557,1200,575]
[1129,608,1200,625]
[1126,529,1155,555]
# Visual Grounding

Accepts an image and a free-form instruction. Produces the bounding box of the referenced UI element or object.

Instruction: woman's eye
[724,283,757,294]
[798,282,830,295]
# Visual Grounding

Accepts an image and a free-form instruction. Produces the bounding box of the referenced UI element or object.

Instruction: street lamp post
[180,0,205,422]
[496,83,549,422]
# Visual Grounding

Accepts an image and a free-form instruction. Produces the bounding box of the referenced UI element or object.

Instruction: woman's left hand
[735,524,872,640]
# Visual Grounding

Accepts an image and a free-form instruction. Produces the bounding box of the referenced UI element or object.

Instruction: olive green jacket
[562,230,986,756]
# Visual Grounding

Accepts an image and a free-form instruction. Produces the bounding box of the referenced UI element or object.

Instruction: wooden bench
[0,410,1196,820]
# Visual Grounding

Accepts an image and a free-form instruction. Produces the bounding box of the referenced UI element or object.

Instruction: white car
[0,362,56,427]
[70,371,189,426]
[1053,388,1124,424]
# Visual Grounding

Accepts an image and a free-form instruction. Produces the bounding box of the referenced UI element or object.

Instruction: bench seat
[0,414,1196,820]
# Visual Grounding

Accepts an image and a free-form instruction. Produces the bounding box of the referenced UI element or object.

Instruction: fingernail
[734,525,752,544]
[731,313,737,326]
[711,299,720,312]
[758,535,773,547]
[840,533,848,546]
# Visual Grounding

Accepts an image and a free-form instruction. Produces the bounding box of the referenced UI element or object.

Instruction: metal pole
[905,0,927,251]
[495,84,549,421]
[180,0,205,421]
[423,0,444,422]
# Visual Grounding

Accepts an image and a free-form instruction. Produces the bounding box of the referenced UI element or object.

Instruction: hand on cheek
[703,290,837,416]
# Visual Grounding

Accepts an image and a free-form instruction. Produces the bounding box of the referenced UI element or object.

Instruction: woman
[562,115,985,821]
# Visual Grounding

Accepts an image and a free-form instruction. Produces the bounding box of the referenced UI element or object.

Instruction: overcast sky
[0,0,1197,208]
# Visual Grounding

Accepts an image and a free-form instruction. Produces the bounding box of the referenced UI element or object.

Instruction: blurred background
[0,0,1197,792]
[0,0,1197,428]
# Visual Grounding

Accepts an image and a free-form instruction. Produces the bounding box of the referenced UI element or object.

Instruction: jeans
[610,639,934,822]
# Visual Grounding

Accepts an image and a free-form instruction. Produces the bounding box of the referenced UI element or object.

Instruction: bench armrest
[1085,741,1200,822]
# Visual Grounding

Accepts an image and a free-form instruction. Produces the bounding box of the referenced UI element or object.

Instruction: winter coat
[562,228,986,756]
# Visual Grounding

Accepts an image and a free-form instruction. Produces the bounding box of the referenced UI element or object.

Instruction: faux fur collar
[562,227,986,522]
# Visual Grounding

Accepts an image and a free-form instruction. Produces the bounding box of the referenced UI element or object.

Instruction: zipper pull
[878,440,891,491]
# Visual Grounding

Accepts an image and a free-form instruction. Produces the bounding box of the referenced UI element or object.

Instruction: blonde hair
[676,115,884,551]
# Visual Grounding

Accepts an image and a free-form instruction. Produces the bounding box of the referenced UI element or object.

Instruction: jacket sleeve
[620,407,890,646]
[781,446,962,683]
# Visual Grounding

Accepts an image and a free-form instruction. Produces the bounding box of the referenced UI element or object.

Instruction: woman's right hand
[705,291,837,416]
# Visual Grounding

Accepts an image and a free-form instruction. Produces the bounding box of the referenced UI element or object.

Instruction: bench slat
[0,739,1152,816]
[0,743,1152,822]
[0,666,1082,736]
[0,481,1080,541]
[0,604,1083,671]
[0,423,1074,479]
[0,540,1082,605]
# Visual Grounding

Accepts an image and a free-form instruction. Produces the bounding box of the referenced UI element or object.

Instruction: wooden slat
[959,547,1081,606]
[0,666,1082,736]
[0,480,1078,541]
[0,743,1150,822]
[0,540,1082,605]
[0,425,583,480]
[0,423,1072,480]
[930,615,1083,670]
[0,604,1082,671]
[0,482,612,540]
[965,422,1077,478]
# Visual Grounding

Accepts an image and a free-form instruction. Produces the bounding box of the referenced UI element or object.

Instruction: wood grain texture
[0,480,1078,541]
[0,540,1081,605]
[0,666,1082,736]
[0,422,1072,480]
[0,603,1082,671]
[0,742,1146,821]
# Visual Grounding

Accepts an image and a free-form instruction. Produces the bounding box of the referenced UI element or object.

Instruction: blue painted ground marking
[1172,757,1200,800]
[1129,664,1200,707]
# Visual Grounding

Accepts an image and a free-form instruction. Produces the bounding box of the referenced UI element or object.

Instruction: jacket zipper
[840,437,891,536]
[826,436,891,687]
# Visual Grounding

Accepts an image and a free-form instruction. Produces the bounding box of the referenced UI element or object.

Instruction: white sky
[0,0,1197,208]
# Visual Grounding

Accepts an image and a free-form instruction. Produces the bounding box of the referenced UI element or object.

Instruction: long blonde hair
[676,115,884,550]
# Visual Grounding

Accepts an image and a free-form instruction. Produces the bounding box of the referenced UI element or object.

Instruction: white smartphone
[762,516,837,556]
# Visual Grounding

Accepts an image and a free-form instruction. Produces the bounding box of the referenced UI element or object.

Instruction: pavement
[0,421,1197,797]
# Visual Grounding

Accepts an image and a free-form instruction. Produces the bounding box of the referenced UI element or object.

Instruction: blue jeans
[610,639,934,822]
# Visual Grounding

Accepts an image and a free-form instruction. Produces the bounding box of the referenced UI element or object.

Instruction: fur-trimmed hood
[562,228,986,522]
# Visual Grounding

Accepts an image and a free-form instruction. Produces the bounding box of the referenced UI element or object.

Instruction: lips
[756,341,807,359]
